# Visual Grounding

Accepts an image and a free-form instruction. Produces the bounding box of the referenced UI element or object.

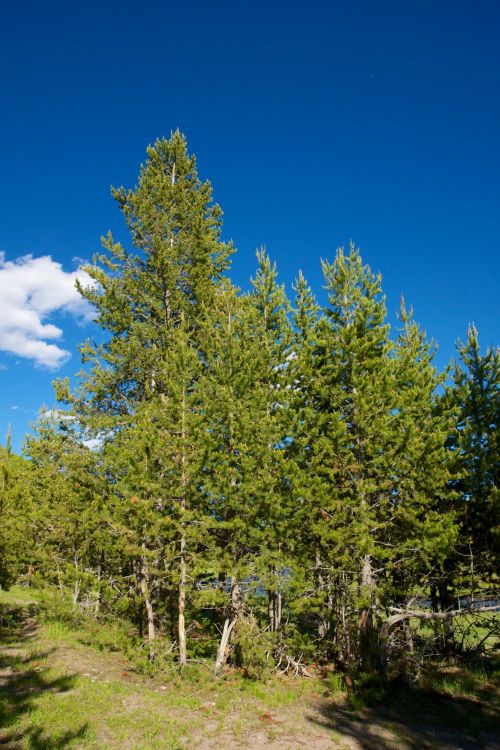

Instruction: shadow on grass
[307,676,500,750]
[0,602,88,750]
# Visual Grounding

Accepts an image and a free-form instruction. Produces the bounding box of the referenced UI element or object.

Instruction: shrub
[232,616,274,680]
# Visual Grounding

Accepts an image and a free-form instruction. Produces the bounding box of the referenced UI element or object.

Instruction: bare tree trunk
[358,554,376,671]
[315,547,326,639]
[215,577,242,673]
[439,582,457,664]
[379,612,416,674]
[334,571,351,663]
[72,578,80,608]
[430,584,440,638]
[55,558,64,596]
[403,620,414,654]
[315,546,334,651]
[178,374,188,668]
[379,612,405,674]
[215,614,237,672]
[178,528,187,666]
[214,390,242,674]
[268,565,282,633]
[378,606,473,674]
[139,543,156,642]
[72,556,80,607]
[94,558,102,615]
[268,590,282,632]
[268,590,275,632]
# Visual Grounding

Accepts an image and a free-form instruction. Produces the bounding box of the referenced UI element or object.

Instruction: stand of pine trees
[1,132,498,680]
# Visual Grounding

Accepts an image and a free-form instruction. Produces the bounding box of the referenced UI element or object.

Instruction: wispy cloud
[41,408,75,422]
[0,252,93,369]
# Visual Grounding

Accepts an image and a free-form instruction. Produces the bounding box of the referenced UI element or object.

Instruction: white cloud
[82,436,103,451]
[41,408,75,422]
[0,252,93,369]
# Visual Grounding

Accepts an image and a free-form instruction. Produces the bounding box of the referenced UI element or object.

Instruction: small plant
[232,616,274,680]
[36,590,84,627]
[326,671,348,694]
[130,637,176,676]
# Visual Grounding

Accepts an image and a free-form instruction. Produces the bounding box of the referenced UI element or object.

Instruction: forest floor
[0,588,498,750]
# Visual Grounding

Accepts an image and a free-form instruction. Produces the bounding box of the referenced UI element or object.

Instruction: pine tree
[319,244,395,669]
[201,251,294,671]
[377,301,459,670]
[248,250,294,636]
[103,317,206,655]
[54,131,233,664]
[8,133,495,684]
[198,284,266,670]
[389,301,458,595]
[58,130,232,431]
[25,412,105,606]
[288,272,336,654]
[448,327,499,584]
[0,428,32,589]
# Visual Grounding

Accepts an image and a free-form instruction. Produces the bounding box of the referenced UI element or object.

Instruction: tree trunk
[267,589,282,633]
[268,565,282,633]
[72,556,80,607]
[214,577,242,673]
[215,615,237,673]
[139,544,156,642]
[214,396,241,674]
[315,547,332,654]
[178,375,188,668]
[379,612,406,674]
[72,578,80,608]
[314,544,333,659]
[378,606,468,674]
[94,558,102,615]
[178,526,187,666]
[430,584,440,638]
[358,554,376,671]
[333,571,351,663]
[276,590,282,631]
[268,590,275,632]
[439,582,457,663]
[55,558,64,596]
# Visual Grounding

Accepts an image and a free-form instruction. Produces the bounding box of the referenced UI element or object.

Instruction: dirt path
[0,598,498,750]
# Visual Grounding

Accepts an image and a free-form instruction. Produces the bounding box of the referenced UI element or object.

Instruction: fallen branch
[388,604,499,620]
[274,651,313,677]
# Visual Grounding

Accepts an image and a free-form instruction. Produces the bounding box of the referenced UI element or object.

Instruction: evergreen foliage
[3,132,498,681]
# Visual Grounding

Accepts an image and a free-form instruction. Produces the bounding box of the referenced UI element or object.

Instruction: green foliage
[448,327,499,572]
[0,435,33,589]
[232,617,274,680]
[36,590,85,627]
[5,133,497,684]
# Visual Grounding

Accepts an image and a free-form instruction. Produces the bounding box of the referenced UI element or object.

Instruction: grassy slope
[0,587,498,750]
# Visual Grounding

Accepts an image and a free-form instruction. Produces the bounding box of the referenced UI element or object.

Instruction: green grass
[0,586,325,750]
[413,611,500,654]
[0,616,189,750]
[1,585,498,750]
[420,658,499,701]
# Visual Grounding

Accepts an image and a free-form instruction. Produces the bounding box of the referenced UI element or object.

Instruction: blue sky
[1,0,499,450]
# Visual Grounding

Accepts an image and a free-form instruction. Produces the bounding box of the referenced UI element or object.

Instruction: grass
[0,585,498,750]
[0,600,189,749]
[0,587,323,750]
[414,611,500,654]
